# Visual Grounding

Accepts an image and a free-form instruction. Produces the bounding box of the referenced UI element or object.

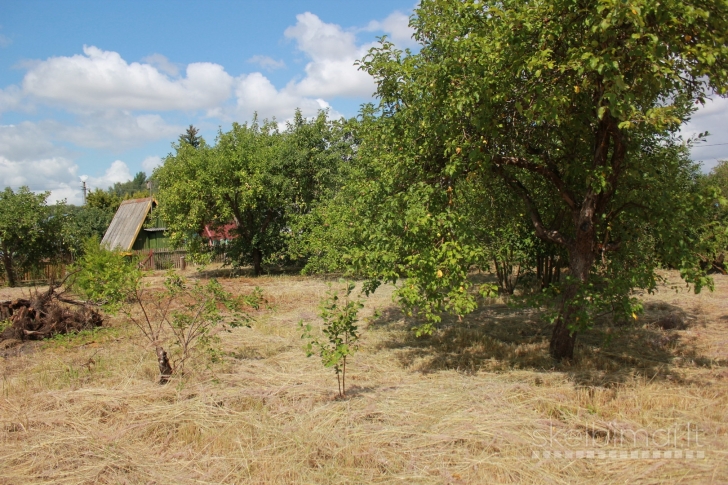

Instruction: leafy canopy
[155,110,353,275]
[0,187,69,287]
[341,0,728,356]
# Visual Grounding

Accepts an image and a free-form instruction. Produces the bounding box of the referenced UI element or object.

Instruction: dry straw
[1,270,726,483]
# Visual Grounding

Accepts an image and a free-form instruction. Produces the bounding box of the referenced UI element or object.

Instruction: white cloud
[142,155,162,172]
[234,72,339,121]
[1,111,181,155]
[363,11,417,48]
[285,12,360,61]
[0,155,77,189]
[84,160,133,192]
[52,111,182,150]
[0,155,81,204]
[0,122,145,204]
[283,13,376,98]
[48,184,84,204]
[229,12,430,122]
[0,34,11,48]
[0,85,22,113]
[0,123,78,204]
[682,97,728,171]
[0,156,138,206]
[247,55,286,71]
[232,14,377,120]
[22,46,234,111]
[141,53,180,77]
[0,122,69,161]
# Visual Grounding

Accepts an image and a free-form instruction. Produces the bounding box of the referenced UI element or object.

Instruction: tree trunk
[156,346,173,384]
[549,221,595,361]
[2,245,16,287]
[549,284,580,360]
[252,248,262,276]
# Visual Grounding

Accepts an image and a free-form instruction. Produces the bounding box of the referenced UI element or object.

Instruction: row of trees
[155,111,355,275]
[155,0,728,361]
[0,169,156,286]
[0,188,109,286]
[86,170,151,214]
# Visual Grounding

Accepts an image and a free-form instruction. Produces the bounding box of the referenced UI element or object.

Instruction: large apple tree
[356,0,728,359]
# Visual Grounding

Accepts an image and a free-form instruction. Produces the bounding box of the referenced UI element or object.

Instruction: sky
[0,0,726,206]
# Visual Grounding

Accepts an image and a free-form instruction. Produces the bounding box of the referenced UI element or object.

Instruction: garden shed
[101,197,169,251]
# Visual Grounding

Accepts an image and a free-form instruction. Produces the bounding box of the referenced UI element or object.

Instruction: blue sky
[1,0,726,205]
[0,0,418,203]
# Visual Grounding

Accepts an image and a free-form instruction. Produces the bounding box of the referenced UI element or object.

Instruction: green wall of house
[132,230,170,250]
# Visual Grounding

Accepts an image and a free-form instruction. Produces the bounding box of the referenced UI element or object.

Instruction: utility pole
[80,176,88,205]
[147,179,153,216]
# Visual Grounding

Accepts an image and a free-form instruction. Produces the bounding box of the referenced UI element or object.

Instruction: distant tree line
[0,169,152,286]
[86,170,150,214]
[155,110,355,275]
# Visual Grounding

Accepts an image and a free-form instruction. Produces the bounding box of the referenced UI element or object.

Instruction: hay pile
[0,285,102,342]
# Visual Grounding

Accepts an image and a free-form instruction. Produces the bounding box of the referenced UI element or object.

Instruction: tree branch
[597,117,627,214]
[492,164,572,248]
[592,111,611,170]
[494,156,577,211]
[605,201,650,223]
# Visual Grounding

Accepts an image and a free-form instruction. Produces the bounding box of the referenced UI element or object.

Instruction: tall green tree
[156,111,351,275]
[86,172,151,217]
[179,125,202,148]
[284,111,359,268]
[0,187,68,287]
[110,171,148,198]
[706,160,728,201]
[86,188,122,213]
[156,118,282,275]
[62,205,115,255]
[698,159,728,272]
[356,0,728,359]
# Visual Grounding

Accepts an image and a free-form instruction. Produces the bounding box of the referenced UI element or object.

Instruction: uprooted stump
[0,286,103,342]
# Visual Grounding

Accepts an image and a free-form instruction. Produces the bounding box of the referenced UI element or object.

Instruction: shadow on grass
[191,265,341,280]
[372,298,726,387]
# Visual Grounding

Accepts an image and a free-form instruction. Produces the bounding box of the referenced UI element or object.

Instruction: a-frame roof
[100,197,156,251]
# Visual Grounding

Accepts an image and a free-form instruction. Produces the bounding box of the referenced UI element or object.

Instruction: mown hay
[0,269,726,484]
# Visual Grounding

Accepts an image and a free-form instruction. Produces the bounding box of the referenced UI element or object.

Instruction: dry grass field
[1,269,727,484]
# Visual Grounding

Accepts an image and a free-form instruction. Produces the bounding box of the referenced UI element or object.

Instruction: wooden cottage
[101,197,169,251]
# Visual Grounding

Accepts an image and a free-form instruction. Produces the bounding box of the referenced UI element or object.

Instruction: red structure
[202,223,237,246]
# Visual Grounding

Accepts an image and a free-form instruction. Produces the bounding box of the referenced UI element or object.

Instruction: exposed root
[0,283,103,342]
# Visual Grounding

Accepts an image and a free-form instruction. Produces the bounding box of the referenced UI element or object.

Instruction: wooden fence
[1,250,229,286]
[0,261,71,286]
[132,249,188,271]
[131,249,227,271]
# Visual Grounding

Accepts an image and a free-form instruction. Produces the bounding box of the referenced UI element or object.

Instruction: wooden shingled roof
[101,197,156,251]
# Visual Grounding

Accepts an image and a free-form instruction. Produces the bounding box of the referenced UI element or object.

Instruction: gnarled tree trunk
[156,346,173,384]
[549,211,596,361]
